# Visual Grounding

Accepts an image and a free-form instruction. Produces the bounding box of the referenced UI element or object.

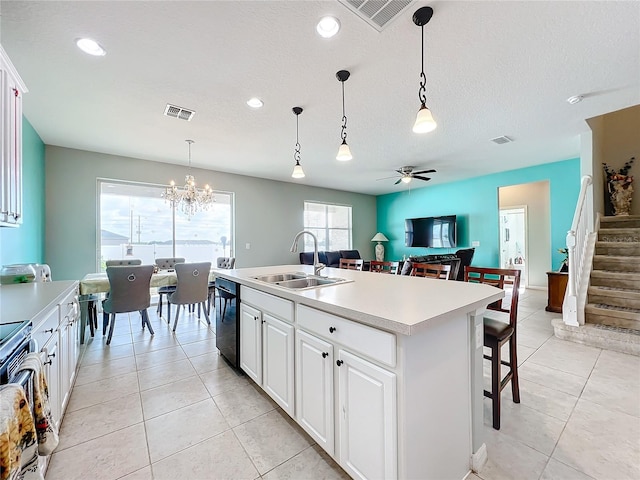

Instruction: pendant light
[291,107,305,179]
[336,70,353,161]
[412,6,437,134]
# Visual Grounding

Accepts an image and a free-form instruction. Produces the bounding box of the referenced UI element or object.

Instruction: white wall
[45,146,376,280]
[498,181,551,288]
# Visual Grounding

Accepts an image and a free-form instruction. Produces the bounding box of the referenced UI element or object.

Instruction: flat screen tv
[405,215,457,248]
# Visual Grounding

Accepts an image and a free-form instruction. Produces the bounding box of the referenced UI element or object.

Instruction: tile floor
[45,289,640,480]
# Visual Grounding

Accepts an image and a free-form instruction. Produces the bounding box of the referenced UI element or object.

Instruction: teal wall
[376,158,581,271]
[0,118,46,265]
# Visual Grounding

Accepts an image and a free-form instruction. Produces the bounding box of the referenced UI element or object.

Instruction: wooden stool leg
[510,335,520,403]
[491,341,502,430]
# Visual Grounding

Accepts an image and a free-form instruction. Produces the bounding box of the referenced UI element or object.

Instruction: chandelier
[163,140,215,218]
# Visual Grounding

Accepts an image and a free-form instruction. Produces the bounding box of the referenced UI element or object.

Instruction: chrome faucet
[290,230,325,277]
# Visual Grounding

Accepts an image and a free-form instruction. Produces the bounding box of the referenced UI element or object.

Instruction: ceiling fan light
[401,176,412,184]
[413,105,437,133]
[336,140,353,161]
[291,163,305,178]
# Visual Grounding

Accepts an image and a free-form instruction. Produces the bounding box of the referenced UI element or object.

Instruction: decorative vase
[608,177,633,216]
[375,242,385,262]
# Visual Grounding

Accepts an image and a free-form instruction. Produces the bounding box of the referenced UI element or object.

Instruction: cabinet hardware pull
[261,320,265,324]
[336,360,343,366]
[329,327,336,333]
[44,328,54,334]
[48,352,56,359]
[44,359,52,366]
[255,316,259,321]
[322,352,328,358]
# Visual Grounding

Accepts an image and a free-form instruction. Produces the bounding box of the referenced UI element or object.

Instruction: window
[98,180,234,270]
[303,201,352,251]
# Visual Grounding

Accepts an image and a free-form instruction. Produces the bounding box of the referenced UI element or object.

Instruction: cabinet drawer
[241,286,293,323]
[59,289,79,323]
[33,307,58,351]
[297,305,396,368]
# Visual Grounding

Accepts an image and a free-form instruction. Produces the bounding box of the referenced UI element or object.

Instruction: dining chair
[105,259,142,266]
[154,257,185,321]
[410,262,452,279]
[338,258,364,271]
[207,257,235,313]
[102,265,154,345]
[464,266,521,430]
[369,260,399,274]
[168,262,212,332]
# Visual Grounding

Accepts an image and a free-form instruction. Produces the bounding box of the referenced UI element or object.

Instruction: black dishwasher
[215,278,240,369]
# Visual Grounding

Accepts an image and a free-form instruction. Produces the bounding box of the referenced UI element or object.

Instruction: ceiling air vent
[164,104,195,121]
[491,136,513,145]
[339,0,414,32]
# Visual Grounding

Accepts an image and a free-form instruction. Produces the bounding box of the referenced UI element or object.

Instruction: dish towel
[0,384,39,480]
[16,354,59,456]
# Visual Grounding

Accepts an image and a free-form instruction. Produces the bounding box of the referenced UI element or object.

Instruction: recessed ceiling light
[246,97,264,108]
[316,16,341,38]
[76,38,106,56]
[567,95,584,105]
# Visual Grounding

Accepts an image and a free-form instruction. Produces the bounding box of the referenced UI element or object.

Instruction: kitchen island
[214,265,503,480]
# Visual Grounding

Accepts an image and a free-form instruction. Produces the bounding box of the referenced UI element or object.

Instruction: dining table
[78,269,216,343]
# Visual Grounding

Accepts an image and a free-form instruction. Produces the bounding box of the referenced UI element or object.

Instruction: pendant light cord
[418,25,427,106]
[294,114,301,164]
[340,81,348,141]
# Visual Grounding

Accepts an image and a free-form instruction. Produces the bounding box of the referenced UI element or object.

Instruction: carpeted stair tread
[588,303,640,315]
[589,285,640,294]
[600,215,640,229]
[595,241,640,256]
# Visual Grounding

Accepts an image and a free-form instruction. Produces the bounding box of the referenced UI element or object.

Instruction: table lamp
[371,232,389,262]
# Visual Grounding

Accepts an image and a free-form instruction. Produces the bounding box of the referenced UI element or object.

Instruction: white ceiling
[1,1,639,195]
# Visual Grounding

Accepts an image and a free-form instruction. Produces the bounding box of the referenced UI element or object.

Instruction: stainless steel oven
[0,320,33,384]
[214,278,240,369]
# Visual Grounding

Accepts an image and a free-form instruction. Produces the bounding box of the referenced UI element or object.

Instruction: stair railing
[563,175,595,326]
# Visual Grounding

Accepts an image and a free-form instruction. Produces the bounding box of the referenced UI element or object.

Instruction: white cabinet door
[58,320,71,414]
[240,303,262,383]
[0,47,26,227]
[338,349,397,480]
[295,329,334,455]
[262,313,295,415]
[42,336,61,430]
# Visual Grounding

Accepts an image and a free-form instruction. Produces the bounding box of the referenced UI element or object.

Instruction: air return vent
[164,104,195,121]
[339,0,414,31]
[491,136,513,145]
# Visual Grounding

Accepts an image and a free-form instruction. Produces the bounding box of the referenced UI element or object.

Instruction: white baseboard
[471,442,488,473]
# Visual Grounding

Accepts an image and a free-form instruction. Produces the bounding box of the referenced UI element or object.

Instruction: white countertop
[0,280,78,325]
[215,265,504,335]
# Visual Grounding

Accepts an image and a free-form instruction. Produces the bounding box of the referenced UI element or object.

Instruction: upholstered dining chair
[410,262,452,279]
[369,261,399,274]
[168,262,212,332]
[338,258,364,271]
[464,266,521,430]
[207,257,236,314]
[105,259,142,266]
[154,257,185,321]
[102,265,154,345]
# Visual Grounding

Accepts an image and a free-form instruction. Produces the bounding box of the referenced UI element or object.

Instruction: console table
[546,271,568,313]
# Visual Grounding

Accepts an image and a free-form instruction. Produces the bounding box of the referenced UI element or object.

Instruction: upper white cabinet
[0,45,28,227]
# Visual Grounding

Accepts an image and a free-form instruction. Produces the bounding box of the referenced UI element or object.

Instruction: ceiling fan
[379,166,437,185]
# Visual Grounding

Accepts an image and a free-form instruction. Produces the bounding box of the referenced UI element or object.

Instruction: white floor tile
[552,398,640,480]
[540,458,596,480]
[517,361,588,397]
[151,430,259,480]
[66,371,139,413]
[137,358,197,391]
[188,350,225,375]
[527,338,601,378]
[56,392,143,451]
[134,345,187,371]
[145,398,230,463]
[141,375,210,420]
[213,383,277,427]
[262,444,349,479]
[200,363,249,396]
[233,409,314,475]
[45,423,149,480]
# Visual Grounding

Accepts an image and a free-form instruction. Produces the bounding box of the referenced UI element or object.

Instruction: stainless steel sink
[253,273,307,283]
[277,277,345,289]
[251,272,350,290]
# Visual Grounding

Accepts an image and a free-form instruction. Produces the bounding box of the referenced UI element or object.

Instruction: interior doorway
[499,207,527,287]
[498,181,551,289]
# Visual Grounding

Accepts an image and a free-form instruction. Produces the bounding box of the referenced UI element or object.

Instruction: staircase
[586,215,640,331]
